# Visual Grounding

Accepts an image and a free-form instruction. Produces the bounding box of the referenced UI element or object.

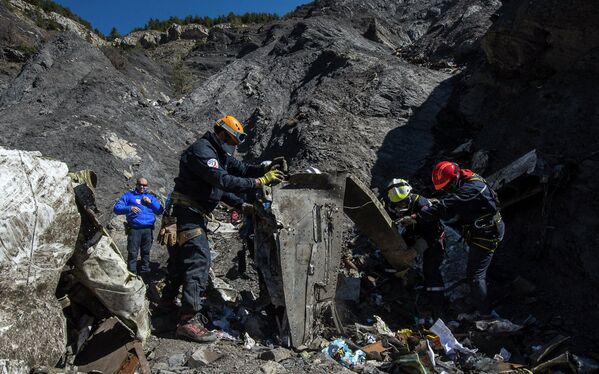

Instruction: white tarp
[0,147,80,367]
[71,233,150,342]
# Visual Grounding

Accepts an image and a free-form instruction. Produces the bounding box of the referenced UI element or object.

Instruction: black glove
[399,216,417,227]
[241,202,255,215]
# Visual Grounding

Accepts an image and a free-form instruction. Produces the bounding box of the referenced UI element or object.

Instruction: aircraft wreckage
[251,172,416,348]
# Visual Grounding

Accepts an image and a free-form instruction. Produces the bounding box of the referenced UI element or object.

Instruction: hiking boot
[176,313,217,343]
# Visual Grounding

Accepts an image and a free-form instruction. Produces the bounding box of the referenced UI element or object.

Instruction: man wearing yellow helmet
[386,178,446,316]
[160,115,286,343]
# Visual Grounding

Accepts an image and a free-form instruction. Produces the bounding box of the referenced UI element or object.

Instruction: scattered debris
[321,338,366,369]
[429,319,477,355]
[363,341,387,355]
[475,318,523,333]
[373,315,395,338]
[243,332,256,350]
[494,347,512,362]
[530,335,570,365]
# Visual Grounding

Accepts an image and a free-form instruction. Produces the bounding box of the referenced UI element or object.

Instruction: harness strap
[470,236,501,251]
[177,228,204,246]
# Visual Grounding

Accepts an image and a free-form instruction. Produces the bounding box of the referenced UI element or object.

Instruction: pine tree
[107,27,121,41]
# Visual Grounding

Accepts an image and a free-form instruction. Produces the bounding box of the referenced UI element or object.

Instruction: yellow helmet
[215,115,247,145]
[387,178,412,203]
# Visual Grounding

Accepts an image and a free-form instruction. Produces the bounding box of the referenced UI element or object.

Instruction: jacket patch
[207,158,219,169]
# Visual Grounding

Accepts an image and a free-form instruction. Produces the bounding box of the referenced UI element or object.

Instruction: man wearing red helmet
[403,161,504,314]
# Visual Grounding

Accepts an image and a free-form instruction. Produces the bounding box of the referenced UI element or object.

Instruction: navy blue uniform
[163,131,264,315]
[416,173,504,313]
[388,195,445,292]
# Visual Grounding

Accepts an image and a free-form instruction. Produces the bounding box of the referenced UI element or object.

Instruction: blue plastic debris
[322,338,366,368]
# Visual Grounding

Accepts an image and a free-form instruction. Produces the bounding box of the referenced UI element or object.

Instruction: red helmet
[432,161,460,190]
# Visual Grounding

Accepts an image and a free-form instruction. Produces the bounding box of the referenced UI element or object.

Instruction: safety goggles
[217,119,247,145]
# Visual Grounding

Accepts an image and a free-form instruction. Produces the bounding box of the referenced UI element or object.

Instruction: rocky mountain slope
[435,0,599,346]
[1,0,599,355]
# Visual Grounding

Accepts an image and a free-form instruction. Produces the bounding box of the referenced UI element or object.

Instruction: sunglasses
[137,183,148,187]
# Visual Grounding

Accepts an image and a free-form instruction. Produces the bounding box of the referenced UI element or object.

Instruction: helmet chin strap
[222,143,236,156]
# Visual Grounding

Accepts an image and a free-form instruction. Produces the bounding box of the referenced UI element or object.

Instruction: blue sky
[53,0,311,35]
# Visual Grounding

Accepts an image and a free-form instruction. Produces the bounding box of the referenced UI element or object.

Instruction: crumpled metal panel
[253,173,414,347]
[253,173,345,347]
[343,175,415,271]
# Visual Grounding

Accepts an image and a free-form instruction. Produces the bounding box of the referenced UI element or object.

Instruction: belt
[171,191,208,213]
[177,228,204,246]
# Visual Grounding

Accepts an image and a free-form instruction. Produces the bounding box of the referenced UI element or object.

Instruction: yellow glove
[258,170,284,186]
[266,157,288,173]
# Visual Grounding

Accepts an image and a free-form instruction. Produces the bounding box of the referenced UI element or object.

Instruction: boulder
[167,23,182,41]
[116,30,162,49]
[139,32,161,48]
[181,24,209,40]
[0,147,80,367]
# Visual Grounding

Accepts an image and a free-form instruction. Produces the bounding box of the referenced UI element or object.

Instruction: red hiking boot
[176,313,216,343]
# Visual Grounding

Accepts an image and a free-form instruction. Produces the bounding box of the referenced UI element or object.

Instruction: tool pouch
[158,215,177,246]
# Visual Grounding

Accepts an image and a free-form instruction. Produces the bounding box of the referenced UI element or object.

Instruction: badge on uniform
[207,158,219,169]
[135,199,141,204]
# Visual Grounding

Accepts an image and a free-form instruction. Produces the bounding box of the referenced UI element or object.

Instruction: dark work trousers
[162,205,211,317]
[422,240,445,315]
[466,220,505,314]
[127,227,153,274]
[422,241,445,291]
[466,246,494,314]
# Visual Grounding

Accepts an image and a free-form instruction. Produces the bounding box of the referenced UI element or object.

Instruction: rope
[343,201,375,210]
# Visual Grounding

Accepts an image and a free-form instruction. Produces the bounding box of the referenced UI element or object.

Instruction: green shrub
[16,42,38,57]
[172,57,192,96]
[23,0,92,30]
[131,12,280,32]
[35,16,62,31]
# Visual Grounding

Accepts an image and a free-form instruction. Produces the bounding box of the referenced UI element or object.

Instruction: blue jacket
[113,189,164,228]
[173,131,264,213]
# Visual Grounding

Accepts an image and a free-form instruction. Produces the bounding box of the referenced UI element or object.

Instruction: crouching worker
[113,177,163,276]
[403,161,504,315]
[157,115,286,343]
[386,179,445,315]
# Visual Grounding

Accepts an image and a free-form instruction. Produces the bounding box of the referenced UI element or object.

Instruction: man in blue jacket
[114,177,164,276]
[160,115,284,343]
